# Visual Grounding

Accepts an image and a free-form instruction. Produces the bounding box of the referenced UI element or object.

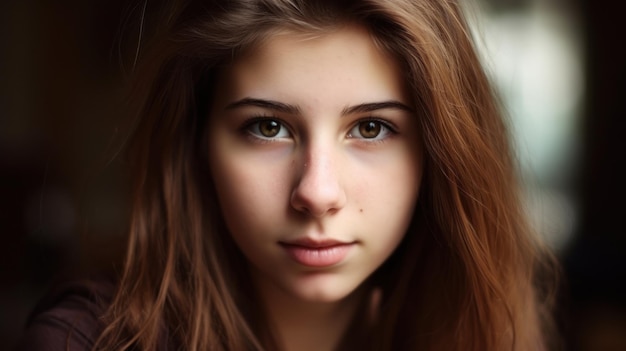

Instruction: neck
[253,276,367,351]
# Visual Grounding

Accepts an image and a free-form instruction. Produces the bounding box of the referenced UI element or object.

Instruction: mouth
[279,238,355,267]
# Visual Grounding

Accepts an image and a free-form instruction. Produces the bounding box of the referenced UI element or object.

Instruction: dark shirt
[15,277,115,351]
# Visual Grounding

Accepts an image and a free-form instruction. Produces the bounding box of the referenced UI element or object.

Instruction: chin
[287,276,363,304]
[297,290,350,303]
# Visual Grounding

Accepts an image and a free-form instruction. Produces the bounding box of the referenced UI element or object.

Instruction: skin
[207,25,422,351]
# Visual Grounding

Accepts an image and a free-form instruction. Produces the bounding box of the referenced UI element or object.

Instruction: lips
[279,238,355,267]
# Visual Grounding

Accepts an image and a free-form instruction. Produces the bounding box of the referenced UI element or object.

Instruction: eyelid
[239,115,398,142]
[241,115,292,140]
[347,117,398,141]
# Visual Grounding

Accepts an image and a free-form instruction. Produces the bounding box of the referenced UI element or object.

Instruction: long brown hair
[95,0,558,350]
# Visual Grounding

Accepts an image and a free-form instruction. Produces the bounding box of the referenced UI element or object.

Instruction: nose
[290,146,347,217]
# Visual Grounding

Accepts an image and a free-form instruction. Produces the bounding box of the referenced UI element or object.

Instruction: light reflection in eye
[347,120,394,140]
[246,119,291,139]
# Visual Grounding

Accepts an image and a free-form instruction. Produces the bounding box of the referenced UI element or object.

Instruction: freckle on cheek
[359,209,363,213]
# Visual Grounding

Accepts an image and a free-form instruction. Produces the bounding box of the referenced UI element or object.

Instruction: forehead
[214,25,410,109]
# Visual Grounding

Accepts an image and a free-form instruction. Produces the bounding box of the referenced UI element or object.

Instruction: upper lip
[279,237,353,248]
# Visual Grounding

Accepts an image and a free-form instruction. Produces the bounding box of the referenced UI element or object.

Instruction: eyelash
[240,115,398,143]
[240,115,292,143]
[347,117,398,143]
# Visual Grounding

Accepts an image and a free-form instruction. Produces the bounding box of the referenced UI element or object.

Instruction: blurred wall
[0,1,130,348]
[559,0,626,350]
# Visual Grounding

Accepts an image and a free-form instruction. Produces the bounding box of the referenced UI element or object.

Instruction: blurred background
[1,0,624,350]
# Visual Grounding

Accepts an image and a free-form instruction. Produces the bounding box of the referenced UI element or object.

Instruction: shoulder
[15,276,116,351]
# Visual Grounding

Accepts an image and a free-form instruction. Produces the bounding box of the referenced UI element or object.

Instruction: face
[207,25,422,304]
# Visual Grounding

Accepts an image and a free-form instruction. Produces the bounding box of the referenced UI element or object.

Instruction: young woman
[18,0,558,350]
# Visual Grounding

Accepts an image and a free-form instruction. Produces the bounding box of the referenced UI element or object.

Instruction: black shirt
[15,277,115,351]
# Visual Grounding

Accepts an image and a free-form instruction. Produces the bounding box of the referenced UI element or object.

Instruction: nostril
[290,179,347,218]
[289,150,347,217]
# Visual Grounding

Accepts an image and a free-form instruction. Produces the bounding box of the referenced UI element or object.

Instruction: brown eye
[358,121,381,138]
[259,120,281,137]
[247,119,290,139]
[348,119,394,141]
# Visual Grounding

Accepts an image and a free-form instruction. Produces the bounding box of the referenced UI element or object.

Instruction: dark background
[1,0,624,350]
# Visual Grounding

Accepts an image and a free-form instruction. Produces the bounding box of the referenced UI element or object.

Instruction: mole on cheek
[359,209,363,213]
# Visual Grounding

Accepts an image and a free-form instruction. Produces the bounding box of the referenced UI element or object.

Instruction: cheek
[355,150,421,213]
[209,148,290,237]
[354,151,421,245]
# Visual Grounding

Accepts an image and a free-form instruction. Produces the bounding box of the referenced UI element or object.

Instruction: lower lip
[281,243,354,267]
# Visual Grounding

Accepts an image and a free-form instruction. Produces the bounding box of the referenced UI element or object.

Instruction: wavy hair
[94,0,558,350]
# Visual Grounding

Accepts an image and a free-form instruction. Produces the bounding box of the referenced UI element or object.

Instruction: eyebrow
[225,98,301,114]
[340,101,413,115]
[225,97,413,115]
